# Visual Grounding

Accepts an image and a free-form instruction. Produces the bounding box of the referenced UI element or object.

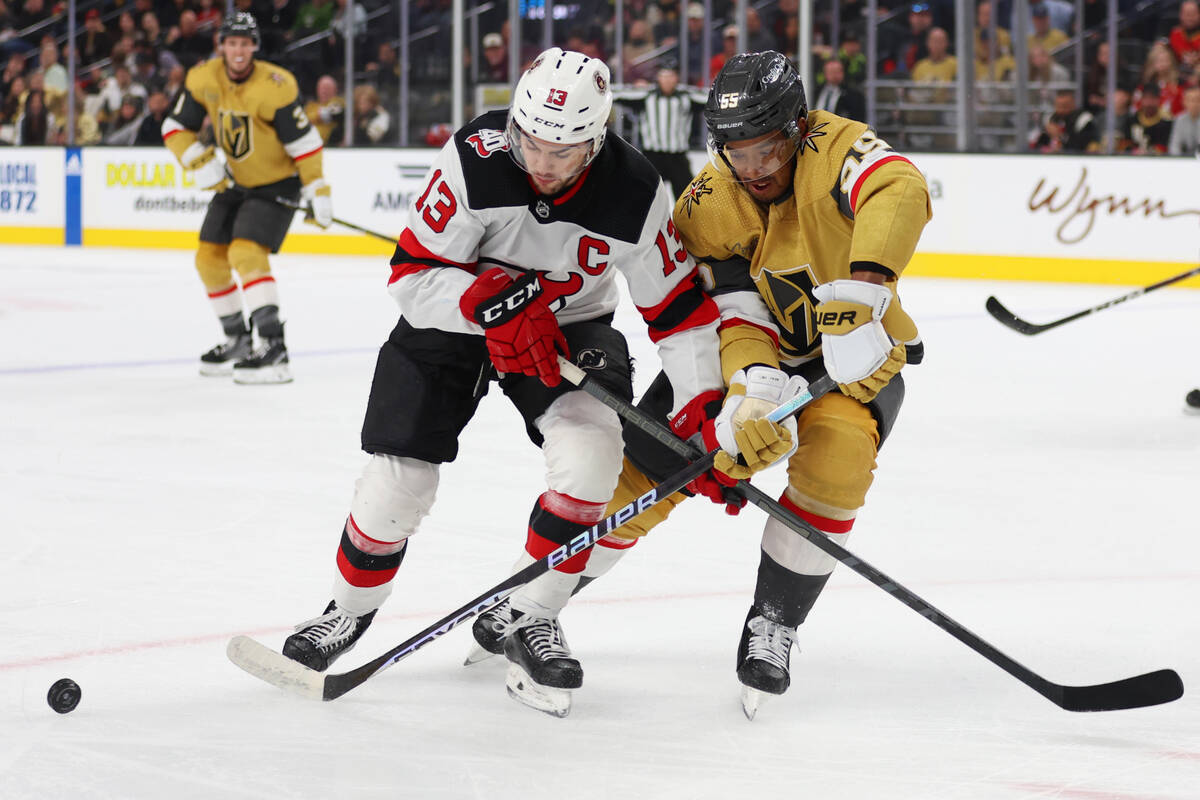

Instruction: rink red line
[1001,781,1173,799]
[3,573,1194,672]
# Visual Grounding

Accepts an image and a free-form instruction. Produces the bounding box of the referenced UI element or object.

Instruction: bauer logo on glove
[812,279,919,403]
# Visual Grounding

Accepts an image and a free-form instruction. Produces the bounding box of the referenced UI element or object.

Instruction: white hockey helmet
[507,47,612,172]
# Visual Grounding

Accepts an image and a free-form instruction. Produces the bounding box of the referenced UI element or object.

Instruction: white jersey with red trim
[388,110,722,409]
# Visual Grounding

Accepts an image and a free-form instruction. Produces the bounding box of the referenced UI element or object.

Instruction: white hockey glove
[180,142,230,192]
[302,178,333,228]
[813,279,919,403]
[707,366,808,477]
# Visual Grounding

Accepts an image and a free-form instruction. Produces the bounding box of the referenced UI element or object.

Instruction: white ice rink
[2,245,1197,799]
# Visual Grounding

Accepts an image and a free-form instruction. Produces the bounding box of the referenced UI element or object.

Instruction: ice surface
[2,246,1197,799]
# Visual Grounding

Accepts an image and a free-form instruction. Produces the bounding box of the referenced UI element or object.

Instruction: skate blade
[233,364,294,384]
[505,662,571,718]
[741,685,769,721]
[463,643,500,666]
[199,363,234,377]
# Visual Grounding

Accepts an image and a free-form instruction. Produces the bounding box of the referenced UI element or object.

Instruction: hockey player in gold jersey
[468,51,932,718]
[162,11,332,384]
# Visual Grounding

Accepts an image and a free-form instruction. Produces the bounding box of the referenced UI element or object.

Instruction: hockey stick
[272,195,397,244]
[561,363,1184,712]
[985,265,1200,336]
[226,380,825,701]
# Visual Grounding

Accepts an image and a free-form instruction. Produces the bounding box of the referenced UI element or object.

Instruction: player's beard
[742,161,795,203]
[224,55,254,81]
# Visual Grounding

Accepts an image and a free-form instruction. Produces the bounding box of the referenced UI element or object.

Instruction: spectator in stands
[812,58,866,122]
[351,83,389,145]
[1016,0,1073,36]
[195,0,223,34]
[259,0,298,60]
[292,0,336,38]
[1169,1,1200,81]
[975,1,1012,57]
[743,7,775,53]
[709,25,738,83]
[682,3,706,82]
[976,29,1016,81]
[892,2,934,77]
[624,18,657,83]
[16,87,48,145]
[135,89,170,145]
[479,32,508,83]
[78,9,113,64]
[365,40,399,109]
[133,49,161,93]
[39,39,68,94]
[1095,85,1135,153]
[912,27,957,83]
[1082,41,1134,114]
[162,63,185,101]
[0,74,24,144]
[15,0,51,33]
[651,0,682,47]
[48,91,101,145]
[821,30,868,89]
[1136,43,1185,118]
[170,11,217,68]
[1028,4,1067,53]
[304,73,345,143]
[142,12,167,52]
[1033,90,1098,152]
[1,51,23,99]
[97,63,147,126]
[1129,82,1173,153]
[117,11,137,42]
[1028,44,1069,86]
[104,92,145,144]
[1168,84,1200,154]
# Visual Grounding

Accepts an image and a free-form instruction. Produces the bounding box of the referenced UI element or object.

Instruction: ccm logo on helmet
[717,92,741,109]
[533,117,566,128]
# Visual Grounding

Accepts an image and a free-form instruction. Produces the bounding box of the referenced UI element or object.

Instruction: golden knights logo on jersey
[757,264,820,359]
[219,110,253,160]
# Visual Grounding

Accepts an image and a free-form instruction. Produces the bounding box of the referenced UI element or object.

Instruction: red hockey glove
[670,390,746,516]
[460,268,569,387]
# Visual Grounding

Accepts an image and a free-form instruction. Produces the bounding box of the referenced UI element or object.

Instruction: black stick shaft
[987,265,1200,335]
[565,366,1183,712]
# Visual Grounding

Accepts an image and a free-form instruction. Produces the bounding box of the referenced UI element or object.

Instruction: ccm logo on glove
[476,279,544,327]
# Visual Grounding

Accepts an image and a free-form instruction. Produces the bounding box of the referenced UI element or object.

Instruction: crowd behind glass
[1,0,1197,155]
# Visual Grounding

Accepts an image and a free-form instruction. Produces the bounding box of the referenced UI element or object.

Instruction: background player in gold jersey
[162,12,332,384]
[471,51,931,719]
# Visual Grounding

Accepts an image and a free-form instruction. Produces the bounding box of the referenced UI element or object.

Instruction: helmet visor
[506,117,595,185]
[707,129,801,184]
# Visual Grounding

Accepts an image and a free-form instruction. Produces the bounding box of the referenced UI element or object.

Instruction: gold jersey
[163,57,325,189]
[673,110,931,368]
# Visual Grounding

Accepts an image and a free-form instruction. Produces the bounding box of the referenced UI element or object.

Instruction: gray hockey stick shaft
[272,194,397,244]
[558,361,1183,712]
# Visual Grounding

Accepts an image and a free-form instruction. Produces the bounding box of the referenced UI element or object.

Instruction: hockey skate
[503,614,582,718]
[736,607,797,721]
[233,335,292,384]
[199,329,252,376]
[464,598,515,666]
[282,601,377,671]
[1186,389,1200,415]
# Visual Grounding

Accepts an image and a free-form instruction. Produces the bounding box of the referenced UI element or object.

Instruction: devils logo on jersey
[465,128,510,158]
[757,264,820,359]
[537,271,584,313]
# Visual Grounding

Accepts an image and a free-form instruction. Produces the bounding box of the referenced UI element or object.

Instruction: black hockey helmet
[705,50,807,147]
[704,51,807,185]
[219,11,260,46]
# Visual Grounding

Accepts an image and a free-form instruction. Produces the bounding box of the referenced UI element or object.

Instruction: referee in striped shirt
[613,60,708,200]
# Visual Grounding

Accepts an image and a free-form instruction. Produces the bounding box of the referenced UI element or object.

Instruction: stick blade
[226,635,327,701]
[985,296,1047,335]
[1057,669,1184,712]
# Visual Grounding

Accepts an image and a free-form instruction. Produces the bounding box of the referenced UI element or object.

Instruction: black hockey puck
[47,678,81,714]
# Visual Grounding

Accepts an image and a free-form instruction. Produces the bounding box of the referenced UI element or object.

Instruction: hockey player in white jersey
[280,49,793,717]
